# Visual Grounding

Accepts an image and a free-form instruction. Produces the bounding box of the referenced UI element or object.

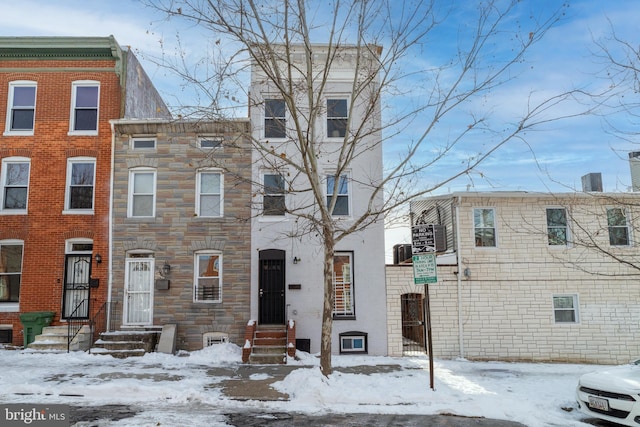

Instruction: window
[128,169,156,217]
[131,137,156,150]
[196,170,223,217]
[474,208,496,247]
[0,241,23,304]
[327,174,349,216]
[5,81,36,134]
[70,81,99,133]
[333,252,354,317]
[198,137,223,149]
[553,295,579,323]
[65,158,95,212]
[327,99,347,138]
[546,208,568,245]
[339,331,367,354]
[1,158,30,212]
[607,207,630,246]
[194,253,222,303]
[264,99,286,138]
[263,173,285,216]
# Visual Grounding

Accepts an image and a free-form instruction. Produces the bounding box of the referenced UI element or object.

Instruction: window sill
[3,130,34,136]
[0,210,27,215]
[68,130,98,136]
[0,303,19,312]
[333,315,356,320]
[193,300,222,304]
[62,210,94,215]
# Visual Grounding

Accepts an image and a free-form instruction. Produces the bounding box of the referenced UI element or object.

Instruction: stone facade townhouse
[109,120,252,351]
[0,36,169,347]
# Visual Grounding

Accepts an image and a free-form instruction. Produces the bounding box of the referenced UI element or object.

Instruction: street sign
[411,224,436,254]
[413,253,437,284]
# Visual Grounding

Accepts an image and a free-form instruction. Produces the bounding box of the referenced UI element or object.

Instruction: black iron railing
[66,300,121,353]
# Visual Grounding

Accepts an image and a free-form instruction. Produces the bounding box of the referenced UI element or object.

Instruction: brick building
[109,120,252,350]
[0,36,169,346]
[387,191,640,365]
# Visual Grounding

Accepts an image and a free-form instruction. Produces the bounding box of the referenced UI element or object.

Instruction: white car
[576,360,640,426]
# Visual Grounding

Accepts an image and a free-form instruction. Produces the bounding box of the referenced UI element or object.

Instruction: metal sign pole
[424,283,434,390]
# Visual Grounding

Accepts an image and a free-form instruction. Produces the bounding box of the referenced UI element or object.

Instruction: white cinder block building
[388,188,640,364]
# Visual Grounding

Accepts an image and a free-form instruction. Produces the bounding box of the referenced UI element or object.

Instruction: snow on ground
[0,344,604,426]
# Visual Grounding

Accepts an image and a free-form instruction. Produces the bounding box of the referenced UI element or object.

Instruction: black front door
[62,254,91,319]
[258,249,285,324]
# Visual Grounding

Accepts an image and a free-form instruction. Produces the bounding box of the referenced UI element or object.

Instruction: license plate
[588,396,610,412]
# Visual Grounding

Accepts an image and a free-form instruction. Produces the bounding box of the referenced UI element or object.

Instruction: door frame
[62,239,94,320]
[123,255,155,326]
[258,249,286,325]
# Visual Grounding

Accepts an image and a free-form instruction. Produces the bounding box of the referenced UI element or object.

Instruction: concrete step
[249,353,287,364]
[27,324,93,352]
[90,330,160,358]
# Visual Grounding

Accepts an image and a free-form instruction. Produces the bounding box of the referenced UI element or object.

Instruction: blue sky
[1,0,639,196]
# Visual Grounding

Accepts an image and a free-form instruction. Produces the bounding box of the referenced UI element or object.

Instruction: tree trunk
[320,230,335,376]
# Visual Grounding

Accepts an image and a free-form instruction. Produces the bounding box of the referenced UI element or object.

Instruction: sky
[1,0,640,255]
[0,344,615,426]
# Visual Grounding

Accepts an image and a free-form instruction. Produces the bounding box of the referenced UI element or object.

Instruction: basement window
[203,332,229,347]
[339,331,367,354]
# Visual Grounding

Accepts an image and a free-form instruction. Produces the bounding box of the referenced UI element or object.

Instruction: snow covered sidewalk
[0,344,602,426]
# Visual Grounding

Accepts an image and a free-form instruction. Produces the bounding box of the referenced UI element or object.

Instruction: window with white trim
[553,294,579,323]
[65,158,95,212]
[1,157,30,212]
[131,137,156,150]
[327,174,349,216]
[333,252,354,318]
[546,208,568,246]
[5,81,36,134]
[327,99,347,138]
[196,170,223,217]
[339,331,367,354]
[198,136,223,149]
[128,168,156,217]
[607,207,630,246]
[194,252,222,303]
[70,81,99,134]
[263,173,285,216]
[0,241,23,304]
[474,208,496,247]
[264,99,286,138]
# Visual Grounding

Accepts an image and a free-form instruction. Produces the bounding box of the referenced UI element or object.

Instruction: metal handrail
[66,299,90,352]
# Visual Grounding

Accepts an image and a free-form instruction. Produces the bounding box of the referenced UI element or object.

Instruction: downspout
[107,120,115,331]
[454,196,464,359]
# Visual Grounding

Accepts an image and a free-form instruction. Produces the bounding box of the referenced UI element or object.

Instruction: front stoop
[244,322,296,364]
[27,325,93,352]
[90,329,160,358]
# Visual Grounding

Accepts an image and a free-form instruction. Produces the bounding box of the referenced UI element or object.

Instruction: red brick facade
[0,38,168,346]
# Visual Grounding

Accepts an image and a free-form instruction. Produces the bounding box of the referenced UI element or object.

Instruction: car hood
[580,364,640,394]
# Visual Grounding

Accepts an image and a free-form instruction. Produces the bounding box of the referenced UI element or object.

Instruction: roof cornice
[0,35,122,62]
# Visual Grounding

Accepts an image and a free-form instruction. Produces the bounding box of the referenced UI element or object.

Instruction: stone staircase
[90,329,160,358]
[27,325,93,352]
[248,325,288,364]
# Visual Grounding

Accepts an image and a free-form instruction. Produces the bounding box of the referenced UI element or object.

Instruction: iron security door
[401,293,425,353]
[259,249,285,324]
[124,258,154,325]
[62,255,91,319]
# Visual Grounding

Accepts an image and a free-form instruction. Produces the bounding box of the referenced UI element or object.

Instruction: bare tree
[145,0,585,375]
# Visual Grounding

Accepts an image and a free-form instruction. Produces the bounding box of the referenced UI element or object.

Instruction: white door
[124,257,154,325]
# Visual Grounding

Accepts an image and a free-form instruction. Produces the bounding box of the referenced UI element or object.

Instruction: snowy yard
[0,344,605,426]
